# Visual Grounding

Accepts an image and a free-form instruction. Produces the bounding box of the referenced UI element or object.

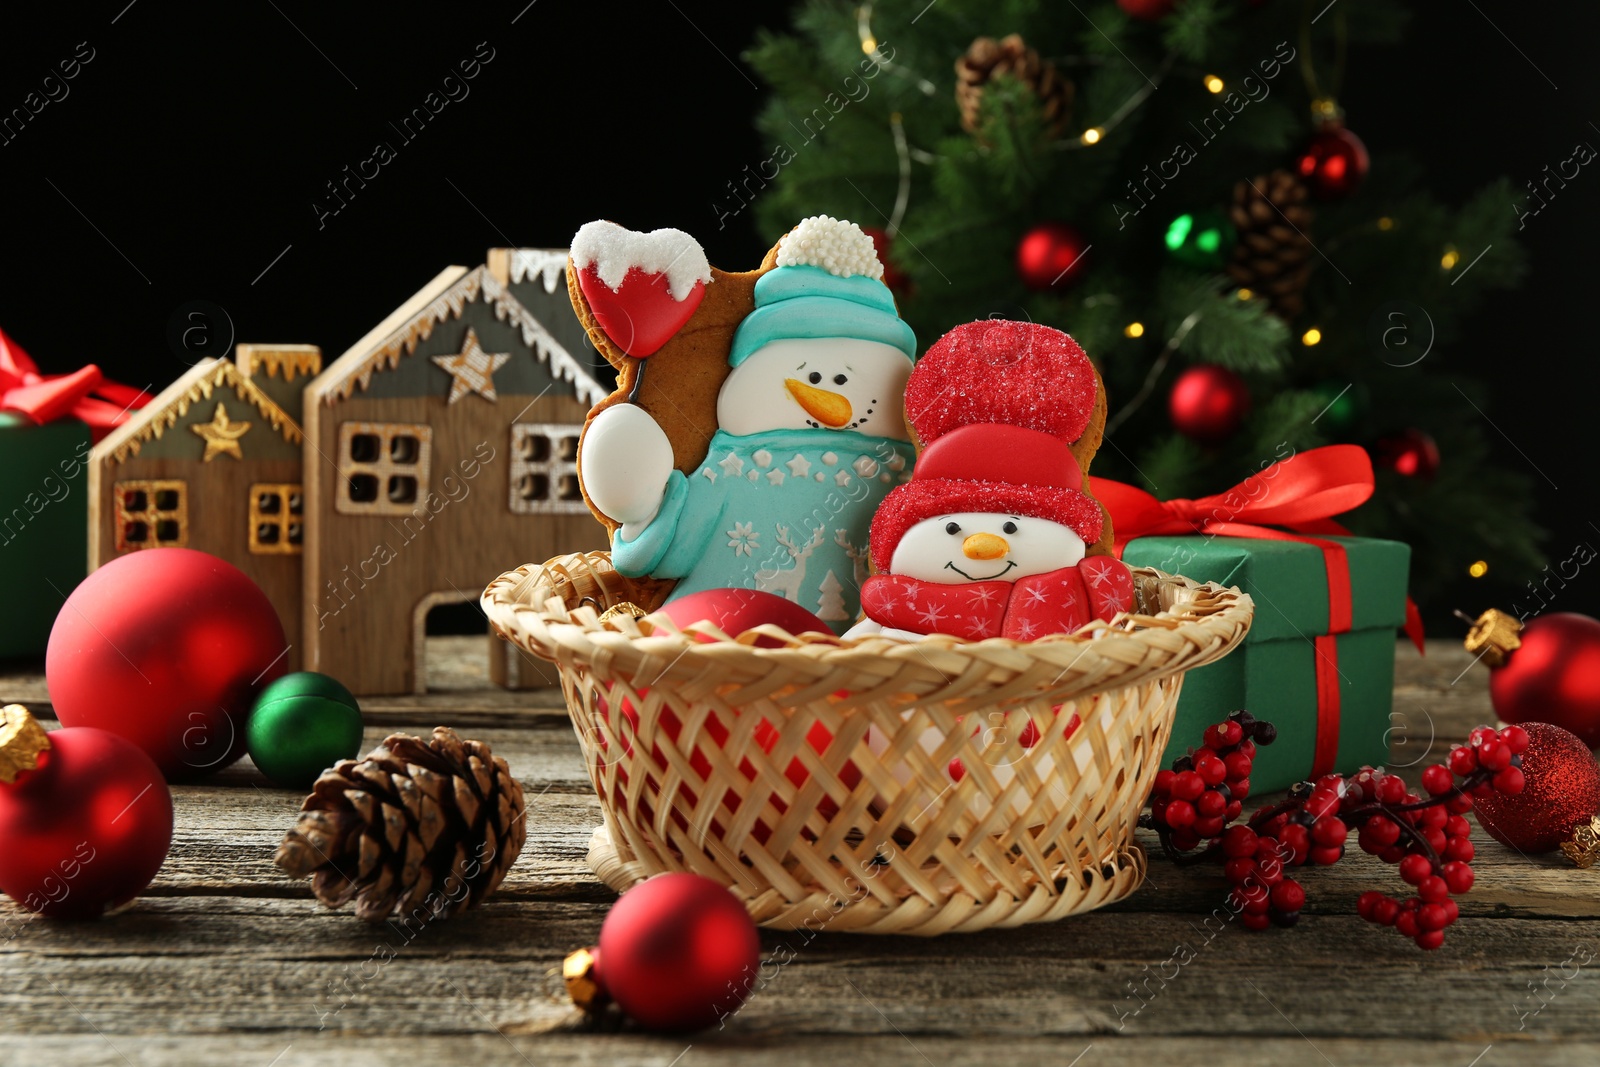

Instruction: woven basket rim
[482,552,1253,709]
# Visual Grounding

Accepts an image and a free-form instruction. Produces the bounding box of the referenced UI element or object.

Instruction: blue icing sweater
[612,428,915,633]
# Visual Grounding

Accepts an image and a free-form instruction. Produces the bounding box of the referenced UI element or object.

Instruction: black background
[1,1,1596,627]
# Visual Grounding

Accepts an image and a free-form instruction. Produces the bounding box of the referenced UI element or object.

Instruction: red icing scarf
[860,555,1136,641]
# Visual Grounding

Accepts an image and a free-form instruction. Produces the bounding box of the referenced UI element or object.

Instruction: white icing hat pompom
[775,216,885,280]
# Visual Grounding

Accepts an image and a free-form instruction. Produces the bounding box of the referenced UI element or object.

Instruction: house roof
[95,357,303,466]
[312,259,607,408]
[237,344,322,382]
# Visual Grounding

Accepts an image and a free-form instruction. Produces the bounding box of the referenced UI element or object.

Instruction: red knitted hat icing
[871,320,1105,572]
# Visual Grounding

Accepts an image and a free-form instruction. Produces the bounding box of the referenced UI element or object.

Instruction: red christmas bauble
[1118,0,1175,19]
[46,548,289,779]
[1169,364,1251,444]
[1490,613,1600,748]
[1296,124,1370,200]
[653,588,831,646]
[1473,723,1600,854]
[596,872,762,1032]
[862,227,910,295]
[1015,222,1090,291]
[1372,428,1440,479]
[0,710,174,917]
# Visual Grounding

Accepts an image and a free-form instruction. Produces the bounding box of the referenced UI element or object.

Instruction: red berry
[1316,774,1344,790]
[1018,720,1041,748]
[1170,828,1201,851]
[1500,725,1530,754]
[1165,799,1196,828]
[1444,837,1474,863]
[949,757,966,782]
[1380,776,1407,805]
[1194,815,1225,838]
[1222,825,1259,858]
[1224,751,1253,780]
[1305,790,1339,818]
[1239,740,1257,759]
[1379,845,1406,864]
[1445,815,1471,839]
[1415,929,1446,950]
[1172,770,1205,801]
[1493,766,1526,795]
[1197,790,1227,818]
[1311,816,1348,847]
[1419,804,1448,830]
[1195,753,1227,787]
[1230,778,1252,801]
[1469,726,1497,748]
[1240,910,1271,931]
[1448,746,1478,775]
[1357,890,1384,921]
[1421,765,1454,796]
[1423,828,1447,854]
[1309,844,1343,866]
[1440,899,1460,925]
[1418,903,1449,931]
[1399,854,1433,885]
[1226,799,1243,820]
[1443,861,1474,894]
[1374,897,1400,925]
[1395,909,1420,938]
[1224,858,1257,885]
[1365,816,1401,846]
[1152,769,1175,796]
[1446,792,1475,814]
[1270,880,1306,912]
[1232,883,1269,912]
[1419,875,1450,903]
[1477,740,1511,772]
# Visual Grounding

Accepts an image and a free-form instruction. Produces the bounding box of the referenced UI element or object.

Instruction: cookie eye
[833,373,848,385]
[1003,520,1018,534]
[945,521,961,535]
[808,371,822,384]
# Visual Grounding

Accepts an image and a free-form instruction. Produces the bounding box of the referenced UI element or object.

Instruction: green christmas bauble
[246,672,363,789]
[1164,210,1237,270]
[1309,381,1371,436]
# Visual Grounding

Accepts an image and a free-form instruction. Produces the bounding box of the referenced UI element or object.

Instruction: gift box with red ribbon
[1091,445,1424,792]
[0,330,149,658]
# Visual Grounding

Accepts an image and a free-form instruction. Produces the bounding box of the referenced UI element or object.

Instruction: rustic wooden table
[3,639,1597,1066]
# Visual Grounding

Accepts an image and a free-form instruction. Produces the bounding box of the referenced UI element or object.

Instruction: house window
[509,423,587,514]
[115,480,188,551]
[335,422,433,515]
[250,483,304,554]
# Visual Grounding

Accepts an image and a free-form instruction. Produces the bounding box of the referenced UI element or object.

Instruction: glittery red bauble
[1169,364,1251,444]
[1117,0,1175,19]
[1016,222,1090,291]
[1296,124,1370,199]
[46,548,289,780]
[1372,428,1440,479]
[1490,614,1600,748]
[1474,723,1600,854]
[0,727,174,917]
[596,872,761,1032]
[862,227,910,294]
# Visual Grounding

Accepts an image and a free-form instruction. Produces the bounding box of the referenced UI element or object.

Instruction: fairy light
[1377,217,1395,231]
[1204,74,1224,94]
[1081,126,1104,145]
[1301,327,1323,346]
[1236,288,1254,300]
[861,35,877,53]
[1441,247,1461,270]
[1124,321,1145,338]
[1468,560,1490,578]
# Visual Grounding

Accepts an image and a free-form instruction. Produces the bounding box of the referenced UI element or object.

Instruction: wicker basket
[483,552,1252,936]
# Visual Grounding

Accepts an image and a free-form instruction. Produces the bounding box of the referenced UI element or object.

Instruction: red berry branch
[1140,711,1528,949]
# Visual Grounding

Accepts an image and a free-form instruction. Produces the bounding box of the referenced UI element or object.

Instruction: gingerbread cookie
[568,216,919,632]
[844,319,1133,641]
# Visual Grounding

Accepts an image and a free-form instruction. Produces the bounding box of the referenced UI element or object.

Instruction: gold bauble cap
[0,704,52,784]
[1462,608,1524,668]
[563,946,609,1013]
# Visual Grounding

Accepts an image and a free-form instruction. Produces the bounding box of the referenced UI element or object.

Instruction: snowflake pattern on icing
[766,469,786,486]
[967,585,1001,608]
[916,603,946,628]
[822,451,838,466]
[701,468,716,483]
[1025,586,1054,607]
[753,450,773,468]
[785,454,811,478]
[727,522,760,557]
[1012,617,1037,639]
[718,453,745,478]
[835,471,852,487]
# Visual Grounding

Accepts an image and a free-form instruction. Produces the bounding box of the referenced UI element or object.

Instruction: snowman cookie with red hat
[845,319,1134,641]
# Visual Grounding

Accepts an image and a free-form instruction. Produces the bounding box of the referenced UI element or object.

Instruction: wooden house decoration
[88,345,322,670]
[85,249,611,696]
[301,248,610,695]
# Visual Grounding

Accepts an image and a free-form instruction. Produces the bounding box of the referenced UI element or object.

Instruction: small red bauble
[1482,613,1600,748]
[1296,123,1370,199]
[1372,428,1440,479]
[1015,221,1090,291]
[653,588,831,646]
[1473,723,1600,855]
[1117,0,1175,19]
[0,707,174,918]
[46,548,289,779]
[596,872,762,1032]
[1169,364,1250,444]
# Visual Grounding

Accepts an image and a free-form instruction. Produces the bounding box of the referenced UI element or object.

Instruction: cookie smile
[945,560,1017,581]
[785,378,853,428]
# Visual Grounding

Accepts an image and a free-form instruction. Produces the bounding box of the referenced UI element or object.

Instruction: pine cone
[955,34,1073,140]
[1227,169,1316,319]
[274,727,526,923]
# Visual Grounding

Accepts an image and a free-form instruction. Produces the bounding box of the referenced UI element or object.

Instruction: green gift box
[1122,534,1412,792]
[0,412,91,658]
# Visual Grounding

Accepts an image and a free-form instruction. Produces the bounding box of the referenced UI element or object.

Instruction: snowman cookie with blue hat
[570,215,918,633]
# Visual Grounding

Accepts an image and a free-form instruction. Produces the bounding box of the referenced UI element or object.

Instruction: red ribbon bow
[1090,444,1424,779]
[0,329,150,440]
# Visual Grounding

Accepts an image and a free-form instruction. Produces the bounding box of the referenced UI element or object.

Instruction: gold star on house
[190,402,251,461]
[432,327,511,403]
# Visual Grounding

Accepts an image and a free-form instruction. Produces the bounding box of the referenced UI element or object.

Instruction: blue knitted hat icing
[727,264,916,367]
